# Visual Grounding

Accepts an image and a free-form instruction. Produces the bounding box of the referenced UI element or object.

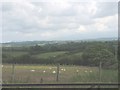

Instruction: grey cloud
[2,1,118,42]
[93,2,117,18]
[2,2,93,33]
[2,2,14,12]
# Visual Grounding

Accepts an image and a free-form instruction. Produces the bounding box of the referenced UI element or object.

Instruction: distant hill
[1,37,117,47]
[84,37,117,41]
[2,41,70,47]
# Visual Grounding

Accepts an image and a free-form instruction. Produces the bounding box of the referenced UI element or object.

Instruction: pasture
[2,64,118,84]
[33,51,67,59]
[2,51,28,57]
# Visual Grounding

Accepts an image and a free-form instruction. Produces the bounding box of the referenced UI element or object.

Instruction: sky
[0,0,118,42]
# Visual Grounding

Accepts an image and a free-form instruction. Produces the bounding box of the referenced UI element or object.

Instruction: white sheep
[61,69,64,71]
[30,70,35,72]
[63,69,66,71]
[90,70,92,73]
[43,70,46,73]
[52,71,56,74]
[76,70,79,73]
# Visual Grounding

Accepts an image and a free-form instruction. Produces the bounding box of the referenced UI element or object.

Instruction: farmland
[2,51,28,57]
[33,51,67,59]
[2,41,118,88]
[2,64,118,84]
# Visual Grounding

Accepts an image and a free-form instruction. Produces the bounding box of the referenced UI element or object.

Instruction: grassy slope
[32,51,67,59]
[3,51,28,57]
[3,49,83,59]
[32,51,83,59]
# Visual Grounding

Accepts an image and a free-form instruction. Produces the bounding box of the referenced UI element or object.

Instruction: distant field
[33,51,67,59]
[3,51,28,57]
[32,51,83,60]
[3,51,83,59]
[74,52,83,56]
[3,51,68,59]
[2,64,118,84]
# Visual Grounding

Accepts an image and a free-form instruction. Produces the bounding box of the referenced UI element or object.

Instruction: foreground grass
[2,64,118,84]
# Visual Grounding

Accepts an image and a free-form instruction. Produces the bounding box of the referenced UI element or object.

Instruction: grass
[33,51,67,59]
[71,69,118,83]
[2,64,118,84]
[3,51,28,57]
[73,52,83,56]
[3,50,83,59]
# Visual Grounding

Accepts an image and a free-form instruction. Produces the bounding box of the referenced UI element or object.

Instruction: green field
[3,51,28,57]
[33,51,67,59]
[2,64,118,84]
[3,50,83,59]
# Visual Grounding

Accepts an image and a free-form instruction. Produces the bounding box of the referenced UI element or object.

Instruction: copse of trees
[82,43,117,68]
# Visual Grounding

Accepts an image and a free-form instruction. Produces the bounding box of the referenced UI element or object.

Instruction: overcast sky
[1,0,118,42]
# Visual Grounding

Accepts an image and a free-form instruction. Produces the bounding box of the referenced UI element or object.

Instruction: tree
[82,44,117,69]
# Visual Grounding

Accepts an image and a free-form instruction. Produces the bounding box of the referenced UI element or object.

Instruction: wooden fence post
[56,63,60,82]
[12,63,15,83]
[40,77,43,83]
[98,61,102,89]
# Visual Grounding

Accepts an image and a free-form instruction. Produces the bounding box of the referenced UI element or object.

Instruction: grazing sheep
[76,70,79,73]
[43,71,46,73]
[63,69,66,71]
[30,70,35,72]
[52,71,56,74]
[61,69,64,71]
[90,70,92,73]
